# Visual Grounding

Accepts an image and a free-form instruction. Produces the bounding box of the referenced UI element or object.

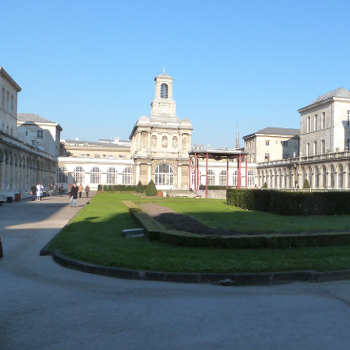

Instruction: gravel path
[140,202,237,235]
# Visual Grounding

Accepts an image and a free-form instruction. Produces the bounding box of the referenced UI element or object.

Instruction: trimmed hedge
[100,185,147,192]
[129,208,350,249]
[227,189,350,215]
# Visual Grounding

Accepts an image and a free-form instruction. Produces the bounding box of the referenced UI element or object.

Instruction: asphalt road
[1,196,350,349]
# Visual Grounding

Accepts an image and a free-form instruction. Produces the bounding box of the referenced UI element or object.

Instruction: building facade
[58,72,257,190]
[0,67,60,200]
[256,88,350,190]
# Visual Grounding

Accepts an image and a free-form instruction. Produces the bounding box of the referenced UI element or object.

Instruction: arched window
[208,170,215,185]
[90,167,101,184]
[122,167,132,185]
[219,170,227,186]
[107,167,116,184]
[322,166,327,188]
[160,83,168,98]
[330,165,335,188]
[155,164,173,186]
[339,164,344,189]
[73,166,84,184]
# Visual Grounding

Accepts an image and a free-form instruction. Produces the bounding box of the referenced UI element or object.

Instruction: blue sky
[2,0,350,147]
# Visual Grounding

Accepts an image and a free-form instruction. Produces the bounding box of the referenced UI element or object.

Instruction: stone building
[0,67,60,200]
[129,72,193,189]
[256,88,350,190]
[58,72,257,190]
[243,127,299,163]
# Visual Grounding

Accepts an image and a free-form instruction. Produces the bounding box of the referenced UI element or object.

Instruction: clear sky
[2,0,350,147]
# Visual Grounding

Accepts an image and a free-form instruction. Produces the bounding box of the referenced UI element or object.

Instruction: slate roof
[314,87,350,103]
[17,113,55,124]
[64,140,130,148]
[254,127,299,136]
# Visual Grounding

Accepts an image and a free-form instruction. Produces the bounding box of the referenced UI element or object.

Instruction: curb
[51,250,350,286]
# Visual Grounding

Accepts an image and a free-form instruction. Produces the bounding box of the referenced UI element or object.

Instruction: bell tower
[150,70,177,119]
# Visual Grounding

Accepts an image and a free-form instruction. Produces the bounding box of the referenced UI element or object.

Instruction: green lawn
[47,192,350,273]
[134,196,350,233]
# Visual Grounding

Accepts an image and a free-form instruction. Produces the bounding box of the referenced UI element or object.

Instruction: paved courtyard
[1,195,350,349]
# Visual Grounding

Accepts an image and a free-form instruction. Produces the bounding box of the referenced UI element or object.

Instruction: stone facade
[58,72,257,190]
[243,127,299,163]
[0,67,59,200]
[256,88,350,190]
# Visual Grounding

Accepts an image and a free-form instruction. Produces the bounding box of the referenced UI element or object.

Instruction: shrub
[145,180,157,196]
[262,182,268,189]
[101,185,146,192]
[136,181,144,193]
[303,179,310,189]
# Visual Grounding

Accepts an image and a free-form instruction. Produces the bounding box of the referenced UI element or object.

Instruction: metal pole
[238,154,241,188]
[197,156,200,191]
[245,155,248,187]
[188,158,191,191]
[205,152,208,198]
[194,154,197,192]
[226,158,229,188]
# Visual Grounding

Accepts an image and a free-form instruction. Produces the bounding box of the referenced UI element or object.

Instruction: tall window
[155,164,173,186]
[306,143,310,156]
[219,170,227,186]
[90,167,101,184]
[313,141,317,155]
[37,129,43,138]
[321,139,326,154]
[314,114,318,131]
[248,170,255,187]
[73,166,84,184]
[57,166,67,183]
[307,116,311,133]
[322,112,326,129]
[122,167,132,185]
[207,170,215,185]
[160,83,168,98]
[232,170,237,186]
[107,167,116,184]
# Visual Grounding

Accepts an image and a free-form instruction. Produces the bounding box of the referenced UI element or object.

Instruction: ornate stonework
[130,72,192,189]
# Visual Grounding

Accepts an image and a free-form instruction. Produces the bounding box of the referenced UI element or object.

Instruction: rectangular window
[321,140,326,154]
[37,130,43,138]
[307,116,311,133]
[314,114,318,131]
[10,95,14,112]
[6,91,9,111]
[314,141,317,155]
[264,153,270,161]
[322,112,326,129]
[265,140,269,146]
[1,87,4,107]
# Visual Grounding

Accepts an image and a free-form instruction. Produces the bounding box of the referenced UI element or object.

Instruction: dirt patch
[140,203,238,236]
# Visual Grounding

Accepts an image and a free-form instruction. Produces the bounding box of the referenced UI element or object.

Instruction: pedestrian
[78,183,83,199]
[36,183,43,201]
[85,184,90,198]
[69,184,79,207]
[31,185,37,201]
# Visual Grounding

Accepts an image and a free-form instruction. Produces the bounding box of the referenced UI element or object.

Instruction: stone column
[177,165,181,189]
[148,164,151,183]
[136,163,140,184]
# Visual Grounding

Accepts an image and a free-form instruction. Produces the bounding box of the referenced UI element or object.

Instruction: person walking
[85,184,90,198]
[36,183,43,201]
[69,184,79,207]
[31,185,37,201]
[78,183,83,199]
